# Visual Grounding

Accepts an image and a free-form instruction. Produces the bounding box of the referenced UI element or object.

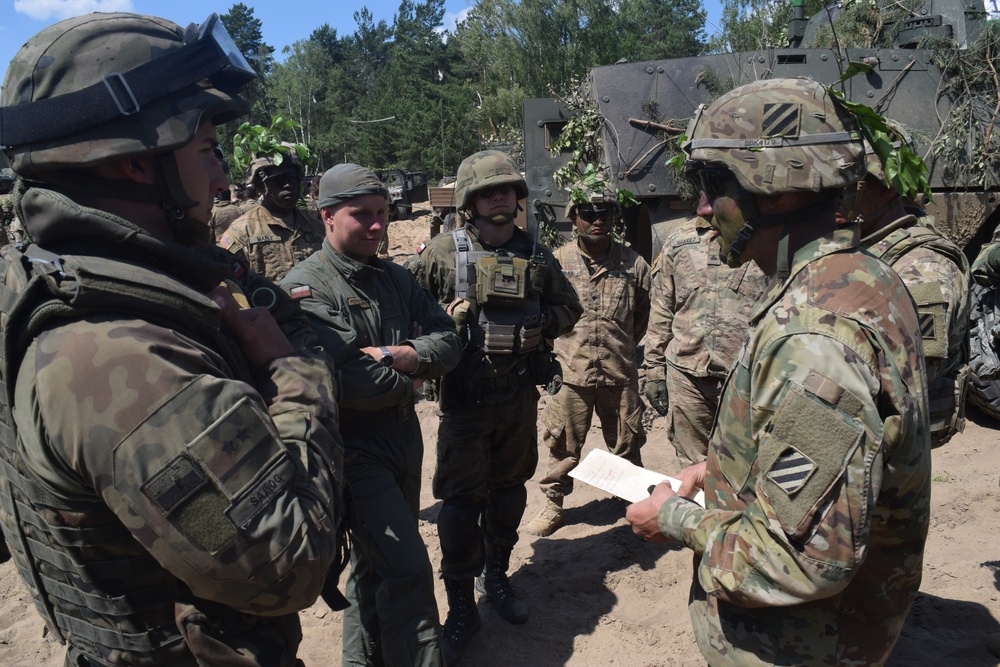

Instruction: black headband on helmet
[0,13,256,148]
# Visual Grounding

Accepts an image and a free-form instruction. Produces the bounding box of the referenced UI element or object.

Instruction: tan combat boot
[525,496,563,536]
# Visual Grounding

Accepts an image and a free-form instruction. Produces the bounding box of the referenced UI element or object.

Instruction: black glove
[644,379,668,416]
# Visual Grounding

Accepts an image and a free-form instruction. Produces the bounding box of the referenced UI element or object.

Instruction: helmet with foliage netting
[0,13,253,176]
[564,179,618,218]
[864,119,915,186]
[245,144,306,187]
[454,150,527,211]
[683,77,865,196]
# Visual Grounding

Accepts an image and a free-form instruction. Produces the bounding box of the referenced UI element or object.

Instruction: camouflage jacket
[658,226,931,666]
[972,222,1000,285]
[280,240,461,418]
[552,239,650,387]
[642,216,766,381]
[219,205,324,282]
[861,212,970,447]
[209,199,244,242]
[405,223,583,352]
[0,184,344,665]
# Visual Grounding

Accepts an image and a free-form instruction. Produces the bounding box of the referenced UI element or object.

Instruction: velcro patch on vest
[765,447,816,496]
[347,297,371,309]
[143,453,208,516]
[288,285,312,300]
[761,102,801,138]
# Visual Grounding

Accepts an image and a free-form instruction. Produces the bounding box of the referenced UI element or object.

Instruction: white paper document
[569,449,705,506]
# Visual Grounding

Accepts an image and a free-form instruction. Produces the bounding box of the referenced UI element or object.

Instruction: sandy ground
[1,208,999,666]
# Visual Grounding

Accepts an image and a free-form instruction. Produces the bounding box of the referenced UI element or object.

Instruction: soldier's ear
[118,156,157,185]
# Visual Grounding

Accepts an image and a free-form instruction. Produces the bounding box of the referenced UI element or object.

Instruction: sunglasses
[262,171,302,185]
[475,185,514,199]
[577,205,616,223]
[685,162,738,200]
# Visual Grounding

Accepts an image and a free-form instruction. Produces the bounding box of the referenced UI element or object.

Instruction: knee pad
[437,497,482,555]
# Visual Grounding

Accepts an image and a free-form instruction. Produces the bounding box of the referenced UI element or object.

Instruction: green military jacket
[219,205,324,282]
[659,225,930,666]
[280,240,461,415]
[642,216,767,382]
[552,239,650,387]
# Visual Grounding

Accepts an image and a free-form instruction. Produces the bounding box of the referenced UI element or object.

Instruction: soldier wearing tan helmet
[627,78,931,666]
[525,178,652,537]
[219,146,325,282]
[0,12,344,665]
[405,150,582,665]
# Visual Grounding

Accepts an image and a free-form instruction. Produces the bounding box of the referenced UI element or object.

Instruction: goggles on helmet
[262,170,303,185]
[0,13,256,148]
[576,204,616,223]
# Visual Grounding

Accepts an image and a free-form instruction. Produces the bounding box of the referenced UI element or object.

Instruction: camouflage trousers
[341,416,443,667]
[665,365,724,466]
[537,382,646,500]
[433,384,539,578]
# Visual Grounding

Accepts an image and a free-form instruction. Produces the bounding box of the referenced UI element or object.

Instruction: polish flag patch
[289,285,312,300]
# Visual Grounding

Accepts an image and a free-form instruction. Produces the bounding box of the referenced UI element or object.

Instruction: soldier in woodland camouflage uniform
[405,150,582,666]
[838,122,970,448]
[219,148,324,281]
[641,213,766,465]
[208,187,243,241]
[525,182,651,537]
[280,164,460,667]
[0,13,345,666]
[627,78,931,666]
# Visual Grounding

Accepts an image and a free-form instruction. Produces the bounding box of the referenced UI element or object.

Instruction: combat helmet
[245,143,306,189]
[0,12,254,242]
[564,176,619,219]
[683,77,865,196]
[454,150,527,222]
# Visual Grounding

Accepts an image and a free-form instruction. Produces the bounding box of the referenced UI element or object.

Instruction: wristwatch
[378,345,394,367]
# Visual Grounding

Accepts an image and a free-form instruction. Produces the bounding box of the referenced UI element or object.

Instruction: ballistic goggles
[576,204,617,223]
[684,160,739,200]
[0,13,256,148]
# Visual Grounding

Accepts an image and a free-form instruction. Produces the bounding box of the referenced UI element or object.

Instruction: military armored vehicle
[524,0,997,260]
[522,0,1000,416]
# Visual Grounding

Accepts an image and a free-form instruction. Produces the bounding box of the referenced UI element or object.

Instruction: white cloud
[437,7,472,35]
[14,0,134,21]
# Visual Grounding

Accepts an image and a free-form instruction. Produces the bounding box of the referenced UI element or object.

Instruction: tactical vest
[452,228,543,360]
[0,243,249,664]
[867,222,970,447]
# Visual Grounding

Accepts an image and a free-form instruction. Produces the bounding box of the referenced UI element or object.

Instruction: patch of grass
[932,471,952,483]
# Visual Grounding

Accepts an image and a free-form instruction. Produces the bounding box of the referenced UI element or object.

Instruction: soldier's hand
[211,286,294,369]
[675,461,707,501]
[446,298,471,329]
[626,482,676,543]
[644,379,669,416]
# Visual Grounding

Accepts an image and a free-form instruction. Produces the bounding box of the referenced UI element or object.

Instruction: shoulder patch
[417,242,426,254]
[219,232,235,250]
[765,447,817,496]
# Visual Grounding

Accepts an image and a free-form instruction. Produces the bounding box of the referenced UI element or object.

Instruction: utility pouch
[475,254,529,307]
[482,321,518,355]
[520,313,543,351]
[528,254,548,295]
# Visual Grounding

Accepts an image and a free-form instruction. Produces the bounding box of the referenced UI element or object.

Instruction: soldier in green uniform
[627,78,931,666]
[405,150,583,665]
[209,187,243,242]
[839,122,970,448]
[641,212,766,466]
[0,12,345,666]
[525,181,651,537]
[280,164,460,667]
[219,148,324,282]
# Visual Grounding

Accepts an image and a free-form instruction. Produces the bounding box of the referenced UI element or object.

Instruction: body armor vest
[0,243,250,665]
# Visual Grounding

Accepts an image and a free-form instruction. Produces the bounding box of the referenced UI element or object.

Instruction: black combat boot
[443,577,481,666]
[475,545,529,624]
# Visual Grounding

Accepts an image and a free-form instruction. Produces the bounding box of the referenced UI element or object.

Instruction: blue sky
[0,0,723,89]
